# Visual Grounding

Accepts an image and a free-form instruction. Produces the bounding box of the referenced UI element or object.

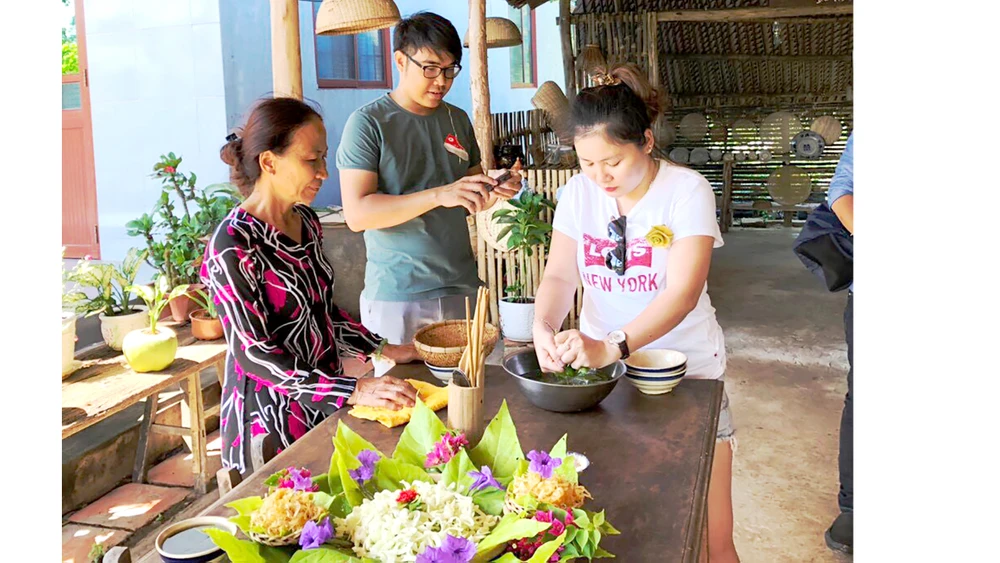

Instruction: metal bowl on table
[501,350,626,413]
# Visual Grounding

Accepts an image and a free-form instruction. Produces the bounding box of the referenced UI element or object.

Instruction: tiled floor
[61,430,221,563]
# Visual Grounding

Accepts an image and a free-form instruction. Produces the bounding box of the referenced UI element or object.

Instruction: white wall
[86,0,229,270]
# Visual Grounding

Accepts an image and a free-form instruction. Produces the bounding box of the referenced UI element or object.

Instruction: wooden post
[721,161,733,233]
[647,12,660,87]
[559,0,577,101]
[469,0,494,170]
[270,0,303,99]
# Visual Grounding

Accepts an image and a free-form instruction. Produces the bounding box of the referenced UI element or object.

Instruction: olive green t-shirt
[336,94,482,302]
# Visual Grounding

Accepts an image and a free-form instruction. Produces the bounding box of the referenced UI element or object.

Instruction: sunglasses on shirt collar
[606,215,627,276]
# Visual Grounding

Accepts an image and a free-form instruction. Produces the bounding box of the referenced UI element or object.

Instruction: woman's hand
[380,343,420,364]
[348,375,418,410]
[553,330,621,370]
[533,319,565,373]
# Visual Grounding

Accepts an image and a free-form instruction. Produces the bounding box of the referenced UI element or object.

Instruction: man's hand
[486,159,524,206]
[435,175,498,214]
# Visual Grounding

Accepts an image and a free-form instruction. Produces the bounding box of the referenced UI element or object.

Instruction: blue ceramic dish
[155,516,237,563]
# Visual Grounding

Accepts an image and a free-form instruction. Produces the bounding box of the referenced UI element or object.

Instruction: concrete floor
[709,229,851,563]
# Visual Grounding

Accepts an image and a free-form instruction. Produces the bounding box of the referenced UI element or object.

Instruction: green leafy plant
[87,541,105,563]
[128,277,190,335]
[64,248,148,317]
[492,190,555,301]
[126,153,241,287]
[188,288,218,318]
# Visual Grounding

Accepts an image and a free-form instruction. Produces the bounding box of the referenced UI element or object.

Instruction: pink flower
[164,166,176,174]
[83,254,93,261]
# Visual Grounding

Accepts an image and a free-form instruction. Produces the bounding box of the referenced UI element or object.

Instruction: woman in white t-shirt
[533,65,739,562]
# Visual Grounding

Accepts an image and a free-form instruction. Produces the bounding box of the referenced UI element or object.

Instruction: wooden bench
[62,323,227,495]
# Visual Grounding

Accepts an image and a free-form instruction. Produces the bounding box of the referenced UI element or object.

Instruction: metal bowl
[501,351,626,413]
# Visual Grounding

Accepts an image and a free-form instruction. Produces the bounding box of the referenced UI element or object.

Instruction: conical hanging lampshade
[576,44,606,74]
[315,0,401,37]
[462,17,523,49]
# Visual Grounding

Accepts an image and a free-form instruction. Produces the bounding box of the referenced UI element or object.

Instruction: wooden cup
[447,383,485,445]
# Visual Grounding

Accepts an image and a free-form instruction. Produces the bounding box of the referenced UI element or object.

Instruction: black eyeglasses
[405,53,462,79]
[606,215,627,276]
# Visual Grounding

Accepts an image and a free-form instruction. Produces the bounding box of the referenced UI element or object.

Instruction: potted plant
[122,277,190,372]
[64,248,150,351]
[491,189,555,342]
[126,153,240,322]
[188,288,224,341]
[62,247,81,376]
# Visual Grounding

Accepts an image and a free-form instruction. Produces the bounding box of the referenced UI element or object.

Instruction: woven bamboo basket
[476,195,519,252]
[760,112,802,154]
[767,165,812,206]
[811,115,843,145]
[679,113,708,142]
[531,82,572,144]
[463,17,522,48]
[247,529,302,548]
[413,320,499,367]
[731,119,757,145]
[315,0,400,36]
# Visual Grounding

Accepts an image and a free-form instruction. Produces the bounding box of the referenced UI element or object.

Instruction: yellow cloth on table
[348,379,448,428]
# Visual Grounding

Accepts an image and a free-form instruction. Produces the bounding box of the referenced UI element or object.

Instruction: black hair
[220,97,322,196]
[393,12,462,66]
[570,64,666,147]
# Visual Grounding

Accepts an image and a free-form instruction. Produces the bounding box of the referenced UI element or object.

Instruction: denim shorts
[717,379,736,447]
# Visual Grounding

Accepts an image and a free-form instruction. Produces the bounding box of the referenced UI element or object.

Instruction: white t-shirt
[551,160,727,380]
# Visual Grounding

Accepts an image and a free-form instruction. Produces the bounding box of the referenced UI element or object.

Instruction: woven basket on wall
[811,116,843,145]
[463,17,523,48]
[767,165,813,206]
[315,0,400,36]
[413,320,499,368]
[477,199,517,252]
[760,112,803,154]
[531,82,573,145]
[679,113,708,142]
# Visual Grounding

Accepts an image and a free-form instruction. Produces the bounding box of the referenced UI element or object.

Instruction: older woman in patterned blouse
[202,97,419,475]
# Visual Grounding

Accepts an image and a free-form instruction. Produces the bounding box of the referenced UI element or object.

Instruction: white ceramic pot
[99,306,149,351]
[62,312,77,377]
[498,297,535,343]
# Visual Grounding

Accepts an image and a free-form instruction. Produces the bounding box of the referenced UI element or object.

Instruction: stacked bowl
[623,350,687,395]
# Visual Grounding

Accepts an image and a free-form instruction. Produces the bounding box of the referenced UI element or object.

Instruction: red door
[62,0,100,259]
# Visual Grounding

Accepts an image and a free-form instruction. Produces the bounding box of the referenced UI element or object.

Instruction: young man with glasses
[337,12,521,354]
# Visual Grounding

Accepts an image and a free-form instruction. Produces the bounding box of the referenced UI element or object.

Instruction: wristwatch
[607,330,630,360]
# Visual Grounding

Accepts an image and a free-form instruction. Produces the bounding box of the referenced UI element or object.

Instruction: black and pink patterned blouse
[200,204,380,475]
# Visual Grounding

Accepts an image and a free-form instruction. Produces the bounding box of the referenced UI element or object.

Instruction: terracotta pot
[169,283,206,323]
[190,309,224,340]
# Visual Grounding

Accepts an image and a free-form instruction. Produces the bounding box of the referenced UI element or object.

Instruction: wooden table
[137,363,722,562]
[62,324,227,494]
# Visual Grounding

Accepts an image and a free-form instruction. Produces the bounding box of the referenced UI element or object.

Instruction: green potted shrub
[122,277,190,372]
[64,248,149,351]
[126,153,240,322]
[491,189,555,342]
[188,288,223,341]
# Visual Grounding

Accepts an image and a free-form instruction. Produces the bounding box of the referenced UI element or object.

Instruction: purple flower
[415,547,449,563]
[299,517,334,549]
[440,534,476,562]
[357,449,380,468]
[527,450,562,480]
[350,449,379,484]
[288,467,317,492]
[468,466,502,493]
